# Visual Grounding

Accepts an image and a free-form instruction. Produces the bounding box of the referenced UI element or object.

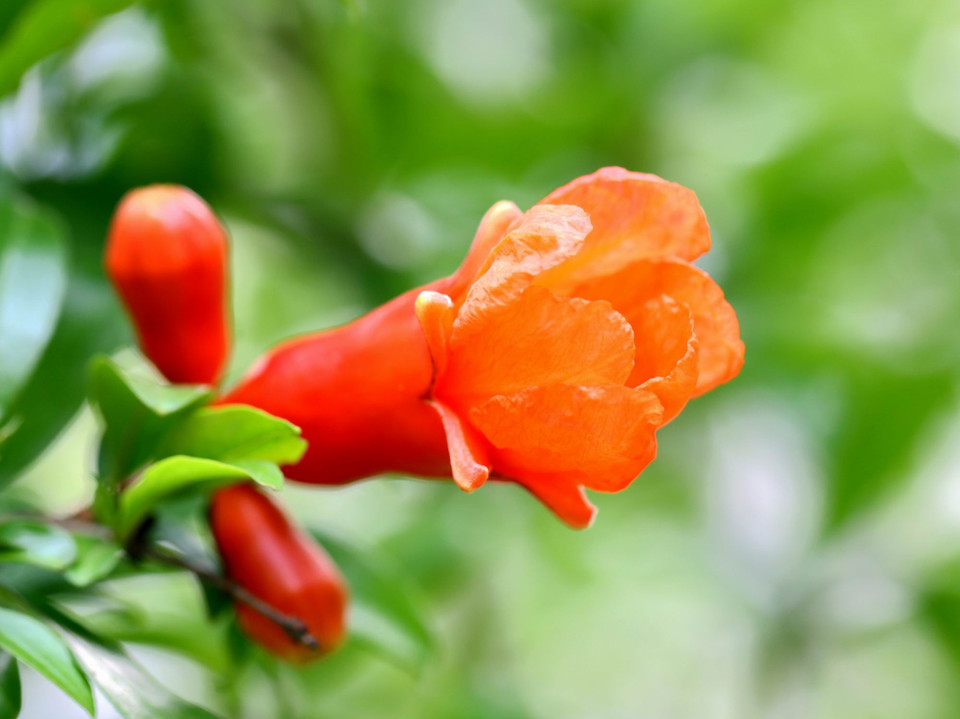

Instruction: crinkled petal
[428,400,491,492]
[536,167,710,289]
[455,204,591,336]
[441,285,635,400]
[470,384,663,492]
[516,477,596,529]
[629,295,699,424]
[446,200,523,299]
[570,259,743,396]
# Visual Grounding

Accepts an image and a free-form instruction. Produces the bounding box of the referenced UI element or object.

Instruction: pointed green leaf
[89,357,213,422]
[0,653,20,719]
[159,405,307,466]
[0,607,93,714]
[0,520,76,570]
[226,460,284,491]
[88,357,213,482]
[116,456,281,539]
[0,195,68,423]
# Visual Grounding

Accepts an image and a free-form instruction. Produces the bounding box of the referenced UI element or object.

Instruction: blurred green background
[2,0,960,716]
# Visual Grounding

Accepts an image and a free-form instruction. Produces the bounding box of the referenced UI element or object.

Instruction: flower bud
[105,185,230,385]
[209,485,348,662]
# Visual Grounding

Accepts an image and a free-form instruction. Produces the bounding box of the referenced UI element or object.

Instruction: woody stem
[138,544,320,651]
[0,511,321,651]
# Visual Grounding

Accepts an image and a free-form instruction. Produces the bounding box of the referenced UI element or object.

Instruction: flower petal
[630,295,699,424]
[446,200,523,299]
[517,477,596,529]
[455,204,591,335]
[536,167,710,289]
[428,400,491,492]
[442,286,634,400]
[570,259,743,396]
[470,384,663,491]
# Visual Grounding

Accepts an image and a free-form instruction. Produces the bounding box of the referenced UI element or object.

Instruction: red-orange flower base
[222,168,744,527]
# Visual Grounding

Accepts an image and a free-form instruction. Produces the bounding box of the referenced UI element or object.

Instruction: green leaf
[0,0,138,96]
[116,456,281,539]
[91,360,213,419]
[310,530,433,673]
[0,606,93,714]
[0,272,125,490]
[143,495,230,621]
[88,356,213,482]
[89,357,213,422]
[825,369,956,533]
[227,460,284,491]
[41,605,223,719]
[0,653,20,719]
[919,558,960,671]
[63,534,123,587]
[159,405,307,466]
[0,520,76,570]
[67,636,220,719]
[0,195,68,423]
[79,575,230,673]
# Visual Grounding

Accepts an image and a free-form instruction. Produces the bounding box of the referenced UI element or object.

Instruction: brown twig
[0,512,320,652]
[139,544,320,651]
[0,513,112,539]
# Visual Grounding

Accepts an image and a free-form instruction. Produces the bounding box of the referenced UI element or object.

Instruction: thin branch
[1,512,321,652]
[0,513,112,539]
[140,544,320,652]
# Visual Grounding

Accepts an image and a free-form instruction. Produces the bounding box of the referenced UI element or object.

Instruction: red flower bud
[209,485,348,662]
[105,185,230,385]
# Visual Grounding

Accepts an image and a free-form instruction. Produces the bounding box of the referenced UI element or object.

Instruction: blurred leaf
[84,603,229,673]
[199,583,231,621]
[919,559,960,670]
[0,195,68,423]
[0,0,138,96]
[63,534,123,587]
[88,356,213,481]
[116,455,281,539]
[0,274,123,489]
[0,564,75,609]
[146,494,219,566]
[825,369,956,532]
[0,520,76,570]
[159,405,307,466]
[310,530,433,673]
[0,653,19,719]
[144,495,230,621]
[0,606,93,714]
[227,459,284,490]
[222,617,252,668]
[922,589,960,669]
[90,357,213,420]
[45,605,222,719]
[78,570,230,673]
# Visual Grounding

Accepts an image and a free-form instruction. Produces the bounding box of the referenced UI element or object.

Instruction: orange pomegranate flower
[223,168,744,527]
